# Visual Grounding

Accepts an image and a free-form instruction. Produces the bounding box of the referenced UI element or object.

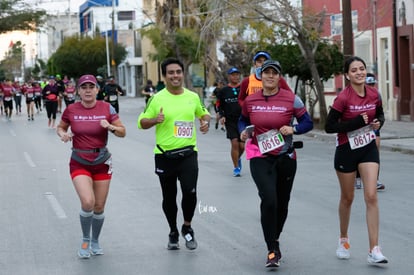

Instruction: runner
[63,81,77,107]
[33,82,43,113]
[103,76,124,113]
[56,74,126,259]
[325,56,388,264]
[42,76,59,128]
[216,67,245,176]
[138,57,210,251]
[23,82,35,121]
[1,79,15,121]
[239,60,313,268]
[13,81,23,115]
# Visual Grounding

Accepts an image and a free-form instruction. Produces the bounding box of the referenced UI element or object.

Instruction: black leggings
[155,152,198,232]
[45,101,58,119]
[250,154,297,251]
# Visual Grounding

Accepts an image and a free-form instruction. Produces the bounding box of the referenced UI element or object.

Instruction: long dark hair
[343,56,366,73]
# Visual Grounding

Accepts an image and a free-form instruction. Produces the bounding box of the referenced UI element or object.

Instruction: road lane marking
[44,192,67,219]
[23,152,36,167]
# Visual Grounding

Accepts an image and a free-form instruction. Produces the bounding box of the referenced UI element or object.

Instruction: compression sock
[80,209,93,240]
[91,212,105,241]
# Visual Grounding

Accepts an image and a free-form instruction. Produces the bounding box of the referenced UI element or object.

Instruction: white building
[79,0,143,97]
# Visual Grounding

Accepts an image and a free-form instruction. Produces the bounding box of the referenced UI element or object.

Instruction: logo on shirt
[349,104,376,112]
[252,105,287,112]
[74,115,106,121]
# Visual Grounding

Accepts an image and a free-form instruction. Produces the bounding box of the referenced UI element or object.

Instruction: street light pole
[87,0,111,77]
[105,31,110,76]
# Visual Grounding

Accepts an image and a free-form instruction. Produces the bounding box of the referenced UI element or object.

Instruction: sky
[27,0,86,13]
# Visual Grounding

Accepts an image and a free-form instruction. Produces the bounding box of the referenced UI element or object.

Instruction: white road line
[44,192,67,219]
[23,152,36,168]
[9,129,16,136]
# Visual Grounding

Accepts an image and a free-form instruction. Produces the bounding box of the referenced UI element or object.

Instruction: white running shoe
[367,246,388,264]
[336,238,350,259]
[90,240,104,255]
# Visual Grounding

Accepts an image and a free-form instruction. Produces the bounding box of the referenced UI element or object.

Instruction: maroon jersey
[61,101,119,161]
[242,88,307,156]
[1,84,14,101]
[33,86,42,97]
[65,86,76,101]
[24,86,35,100]
[331,85,381,146]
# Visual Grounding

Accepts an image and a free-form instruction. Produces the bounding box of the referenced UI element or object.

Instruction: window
[118,11,135,21]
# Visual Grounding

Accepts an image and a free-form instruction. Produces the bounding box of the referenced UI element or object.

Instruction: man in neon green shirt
[138,57,210,251]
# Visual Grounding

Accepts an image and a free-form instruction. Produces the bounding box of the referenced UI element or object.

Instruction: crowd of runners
[0,75,124,125]
[2,54,389,270]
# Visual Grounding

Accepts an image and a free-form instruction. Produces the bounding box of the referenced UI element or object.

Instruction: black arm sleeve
[375,105,385,129]
[325,108,366,134]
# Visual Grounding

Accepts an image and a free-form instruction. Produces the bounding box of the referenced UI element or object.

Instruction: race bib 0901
[174,121,193,138]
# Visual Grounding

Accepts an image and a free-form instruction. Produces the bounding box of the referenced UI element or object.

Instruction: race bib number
[174,121,193,138]
[347,125,376,150]
[109,95,118,101]
[257,129,285,154]
[27,93,34,98]
[4,96,12,101]
[67,93,74,99]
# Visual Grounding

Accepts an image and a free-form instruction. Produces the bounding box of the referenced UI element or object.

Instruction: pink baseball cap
[78,74,97,87]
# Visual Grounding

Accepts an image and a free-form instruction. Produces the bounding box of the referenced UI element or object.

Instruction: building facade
[79,0,143,96]
[396,0,414,121]
[302,0,414,121]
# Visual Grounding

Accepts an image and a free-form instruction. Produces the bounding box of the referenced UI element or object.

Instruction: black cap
[261,60,282,74]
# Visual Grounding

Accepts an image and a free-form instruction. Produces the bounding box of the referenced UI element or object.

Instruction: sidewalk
[307,120,414,155]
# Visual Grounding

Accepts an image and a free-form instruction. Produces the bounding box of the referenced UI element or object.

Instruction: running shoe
[167,231,179,250]
[90,240,104,255]
[376,181,385,191]
[78,238,91,259]
[355,177,362,189]
[265,250,281,268]
[181,225,197,250]
[367,246,388,264]
[233,167,241,177]
[336,237,350,259]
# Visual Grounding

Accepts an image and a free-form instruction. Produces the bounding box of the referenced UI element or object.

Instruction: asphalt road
[1,97,413,275]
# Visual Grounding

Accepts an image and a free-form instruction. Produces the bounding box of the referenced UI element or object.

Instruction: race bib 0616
[257,129,285,154]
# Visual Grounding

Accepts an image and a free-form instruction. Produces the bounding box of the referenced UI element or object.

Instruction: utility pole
[111,0,116,78]
[342,0,353,84]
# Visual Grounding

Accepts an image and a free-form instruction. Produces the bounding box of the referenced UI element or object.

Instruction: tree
[48,36,127,78]
[141,0,209,89]
[263,41,343,119]
[205,0,332,127]
[0,0,46,34]
[0,40,24,81]
[248,0,330,127]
